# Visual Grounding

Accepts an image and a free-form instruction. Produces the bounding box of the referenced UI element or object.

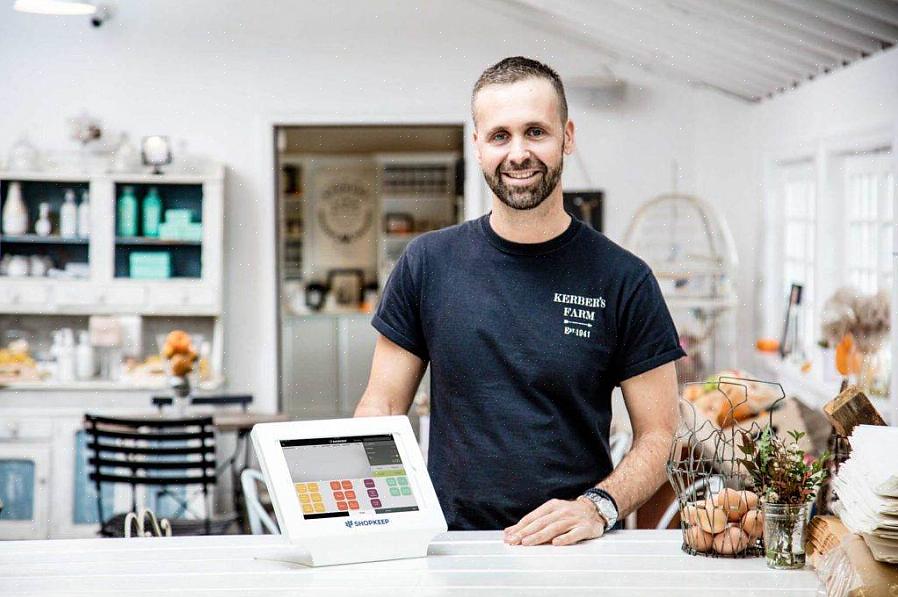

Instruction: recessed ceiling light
[14,0,97,16]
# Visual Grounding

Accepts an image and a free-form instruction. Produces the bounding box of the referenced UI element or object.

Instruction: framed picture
[327,268,364,306]
[563,190,603,231]
[780,283,803,357]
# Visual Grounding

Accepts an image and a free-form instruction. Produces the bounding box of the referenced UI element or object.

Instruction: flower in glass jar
[737,426,830,505]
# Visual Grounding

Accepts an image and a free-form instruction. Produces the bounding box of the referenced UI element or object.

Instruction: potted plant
[737,426,830,569]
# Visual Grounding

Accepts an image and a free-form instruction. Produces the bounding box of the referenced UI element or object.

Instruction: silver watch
[580,488,618,528]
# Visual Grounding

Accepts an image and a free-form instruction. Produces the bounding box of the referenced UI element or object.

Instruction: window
[777,161,816,353]
[844,151,894,294]
[767,144,895,359]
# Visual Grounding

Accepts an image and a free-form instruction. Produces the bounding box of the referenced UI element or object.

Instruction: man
[355,56,685,546]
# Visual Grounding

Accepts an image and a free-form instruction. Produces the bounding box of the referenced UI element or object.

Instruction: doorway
[273,124,465,419]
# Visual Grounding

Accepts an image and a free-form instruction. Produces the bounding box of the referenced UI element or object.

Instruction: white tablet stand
[251,416,447,567]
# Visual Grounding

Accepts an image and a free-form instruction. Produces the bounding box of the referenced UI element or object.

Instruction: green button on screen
[386,478,397,486]
[400,486,411,495]
[389,487,400,496]
[397,477,408,486]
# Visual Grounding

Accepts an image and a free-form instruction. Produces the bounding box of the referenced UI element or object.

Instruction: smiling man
[355,57,685,545]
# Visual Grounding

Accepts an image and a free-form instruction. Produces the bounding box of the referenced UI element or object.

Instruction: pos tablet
[251,416,447,566]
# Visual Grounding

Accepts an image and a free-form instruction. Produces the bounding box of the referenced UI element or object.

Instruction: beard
[483,152,563,211]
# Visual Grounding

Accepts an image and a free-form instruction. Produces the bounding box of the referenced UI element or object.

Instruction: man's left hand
[503,497,606,546]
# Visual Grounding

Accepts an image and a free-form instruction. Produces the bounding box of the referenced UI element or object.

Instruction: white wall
[0,0,750,411]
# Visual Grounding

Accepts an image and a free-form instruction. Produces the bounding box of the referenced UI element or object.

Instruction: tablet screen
[280,434,419,519]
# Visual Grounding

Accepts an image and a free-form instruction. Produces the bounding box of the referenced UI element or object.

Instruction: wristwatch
[580,488,618,529]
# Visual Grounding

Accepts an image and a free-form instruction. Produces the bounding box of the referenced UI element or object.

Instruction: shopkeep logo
[345,518,391,528]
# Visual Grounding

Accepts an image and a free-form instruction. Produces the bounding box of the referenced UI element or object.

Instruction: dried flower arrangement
[820,287,890,353]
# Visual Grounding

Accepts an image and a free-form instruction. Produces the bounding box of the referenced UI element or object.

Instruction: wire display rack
[667,376,786,558]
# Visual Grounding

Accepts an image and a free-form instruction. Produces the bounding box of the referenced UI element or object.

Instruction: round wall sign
[316,182,374,244]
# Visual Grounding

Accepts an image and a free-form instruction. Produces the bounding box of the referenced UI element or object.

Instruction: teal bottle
[142,187,162,238]
[117,186,138,237]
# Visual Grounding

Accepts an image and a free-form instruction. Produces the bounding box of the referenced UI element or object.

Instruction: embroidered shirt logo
[554,293,606,339]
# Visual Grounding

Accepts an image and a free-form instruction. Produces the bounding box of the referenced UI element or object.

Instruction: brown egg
[685,525,714,553]
[696,500,728,534]
[713,488,751,522]
[713,526,750,555]
[681,503,700,526]
[741,509,764,539]
[742,491,759,511]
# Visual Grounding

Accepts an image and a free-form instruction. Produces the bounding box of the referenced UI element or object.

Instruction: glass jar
[762,502,809,569]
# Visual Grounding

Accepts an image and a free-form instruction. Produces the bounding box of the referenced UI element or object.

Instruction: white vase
[35,202,51,236]
[2,182,28,235]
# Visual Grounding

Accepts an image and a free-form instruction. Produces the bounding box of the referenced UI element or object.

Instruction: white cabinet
[0,168,224,316]
[0,419,52,540]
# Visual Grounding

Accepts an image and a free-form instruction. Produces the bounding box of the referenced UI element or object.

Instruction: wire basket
[667,376,786,558]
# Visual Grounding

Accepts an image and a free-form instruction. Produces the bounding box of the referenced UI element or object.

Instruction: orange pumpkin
[835,334,862,375]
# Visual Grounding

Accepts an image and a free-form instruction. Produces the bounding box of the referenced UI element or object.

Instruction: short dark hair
[471,56,568,126]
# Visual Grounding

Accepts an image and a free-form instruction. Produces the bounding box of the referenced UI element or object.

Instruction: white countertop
[0,530,821,596]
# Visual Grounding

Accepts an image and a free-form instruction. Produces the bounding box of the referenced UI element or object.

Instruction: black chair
[84,414,236,537]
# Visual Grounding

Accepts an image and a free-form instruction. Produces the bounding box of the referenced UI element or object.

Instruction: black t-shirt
[372,213,685,530]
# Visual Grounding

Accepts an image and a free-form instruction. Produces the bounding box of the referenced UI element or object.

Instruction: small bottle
[142,187,162,238]
[2,182,28,235]
[55,328,76,383]
[77,190,90,238]
[76,330,95,380]
[117,186,138,237]
[60,189,78,237]
[35,202,52,236]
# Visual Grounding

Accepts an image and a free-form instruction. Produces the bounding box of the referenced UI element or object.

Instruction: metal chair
[240,469,279,535]
[610,430,632,468]
[84,413,236,537]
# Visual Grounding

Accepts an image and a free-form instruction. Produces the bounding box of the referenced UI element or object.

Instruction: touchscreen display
[280,434,419,519]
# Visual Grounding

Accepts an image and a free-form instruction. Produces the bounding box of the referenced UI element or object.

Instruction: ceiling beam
[598,0,810,84]
[670,0,846,66]
[767,0,898,43]
[519,0,782,97]
[640,0,826,76]
[477,0,764,101]
[723,0,885,55]
[823,0,898,29]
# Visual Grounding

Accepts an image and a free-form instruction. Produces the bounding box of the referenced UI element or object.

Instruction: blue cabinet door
[0,459,35,521]
[0,443,49,539]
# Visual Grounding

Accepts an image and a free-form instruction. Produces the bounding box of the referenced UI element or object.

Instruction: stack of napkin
[832,424,898,563]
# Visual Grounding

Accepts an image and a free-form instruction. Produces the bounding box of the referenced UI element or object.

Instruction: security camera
[90,4,112,27]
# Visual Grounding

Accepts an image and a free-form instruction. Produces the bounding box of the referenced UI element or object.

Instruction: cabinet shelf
[0,234,89,245]
[115,237,201,247]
